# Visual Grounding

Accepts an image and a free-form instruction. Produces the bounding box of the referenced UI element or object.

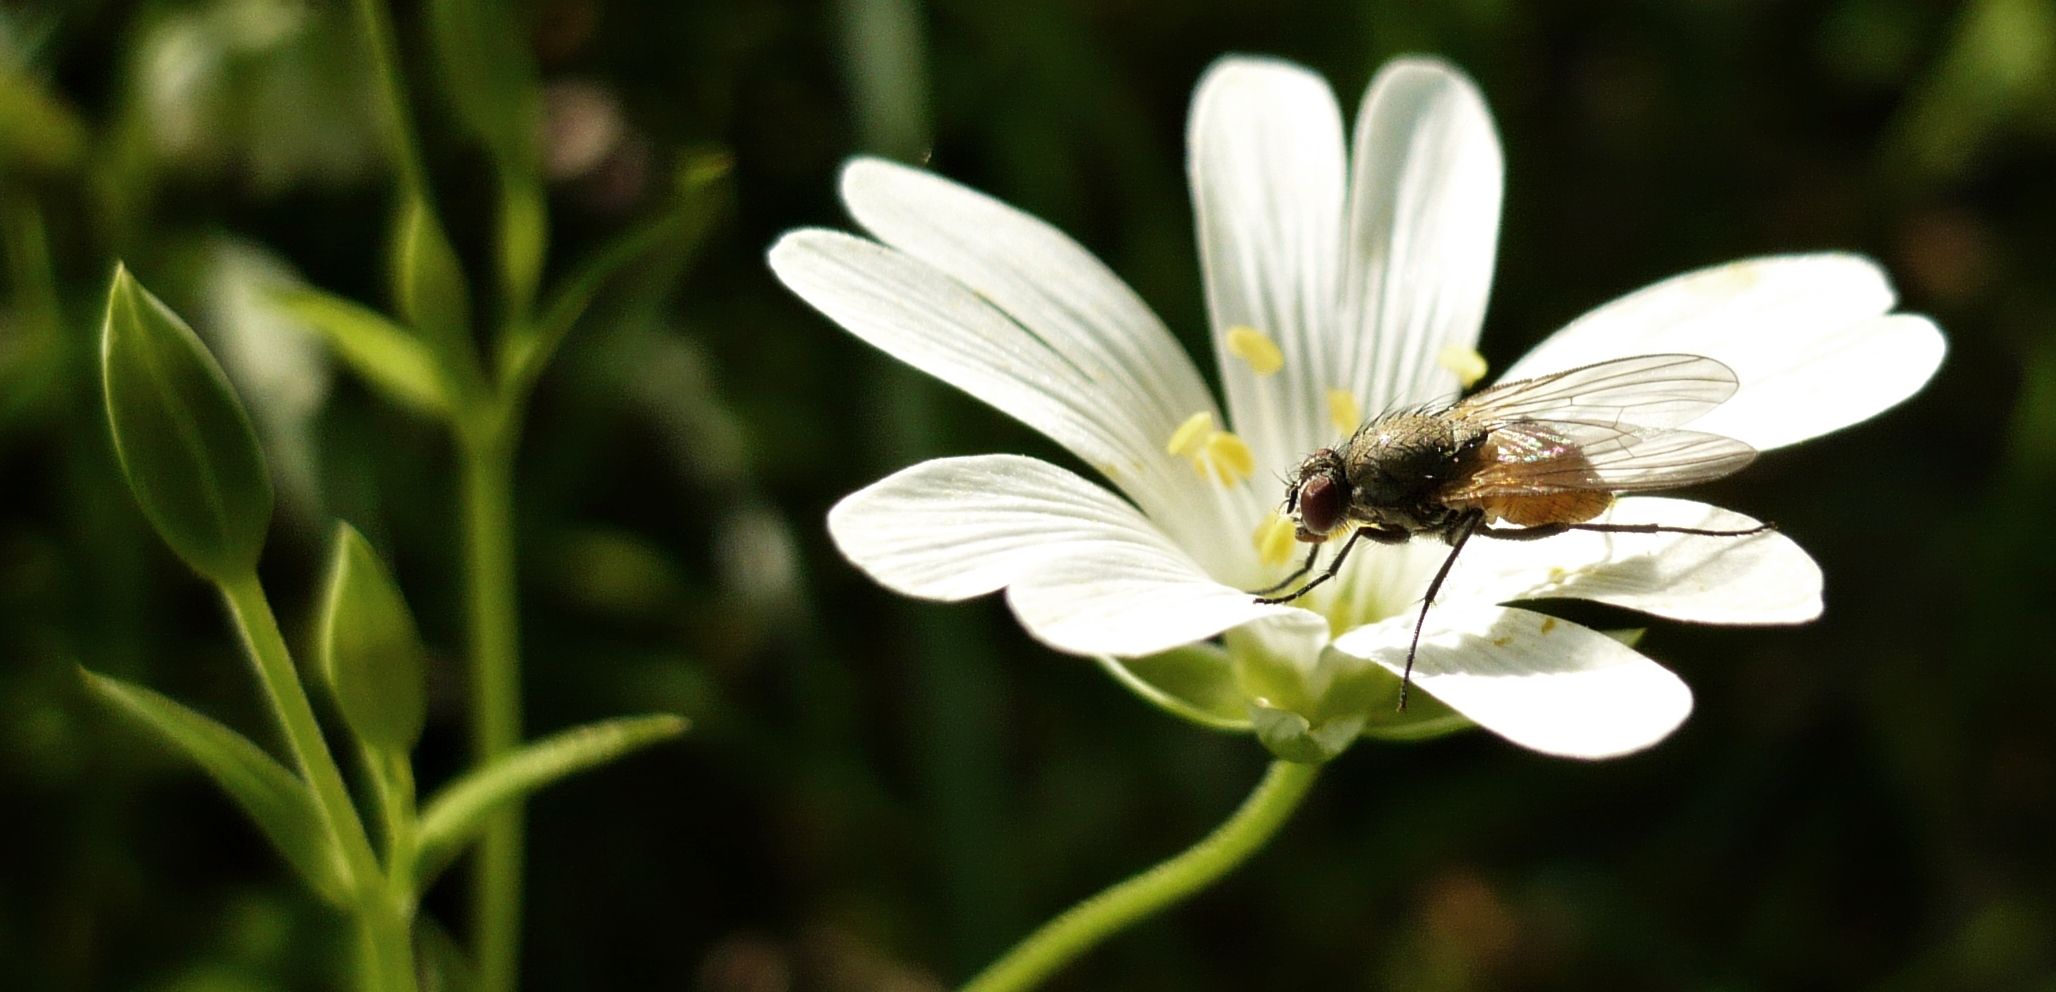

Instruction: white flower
[769,56,1944,761]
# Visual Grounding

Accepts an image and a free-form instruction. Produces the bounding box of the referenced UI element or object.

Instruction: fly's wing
[1451,354,1739,431]
[1443,419,1757,500]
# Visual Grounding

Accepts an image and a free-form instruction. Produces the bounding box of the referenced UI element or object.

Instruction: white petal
[839,158,1218,446]
[1503,254,1945,450]
[1188,56,1345,471]
[1009,546,1327,658]
[1446,497,1822,624]
[828,454,1310,656]
[771,230,1194,527]
[1333,605,1691,759]
[1338,57,1504,412]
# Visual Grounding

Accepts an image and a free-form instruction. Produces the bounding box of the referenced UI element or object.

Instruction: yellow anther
[1252,512,1298,567]
[1326,388,1362,436]
[1438,344,1489,388]
[1202,431,1255,486]
[1226,325,1285,376]
[1166,411,1214,457]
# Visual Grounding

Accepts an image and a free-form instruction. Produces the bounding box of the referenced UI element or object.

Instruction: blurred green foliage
[1,0,2052,990]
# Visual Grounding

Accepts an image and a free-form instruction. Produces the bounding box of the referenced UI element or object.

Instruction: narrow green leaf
[317,523,428,753]
[80,668,350,906]
[275,287,450,415]
[101,264,273,582]
[414,714,687,883]
[504,152,731,391]
[389,198,474,363]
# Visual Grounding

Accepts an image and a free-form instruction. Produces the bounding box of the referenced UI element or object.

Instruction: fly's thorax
[1342,412,1486,529]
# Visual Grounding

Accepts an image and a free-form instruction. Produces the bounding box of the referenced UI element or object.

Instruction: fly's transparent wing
[1442,420,1757,500]
[1451,354,1739,431]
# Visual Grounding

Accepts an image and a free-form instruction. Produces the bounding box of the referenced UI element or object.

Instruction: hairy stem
[959,759,1320,992]
[221,572,415,991]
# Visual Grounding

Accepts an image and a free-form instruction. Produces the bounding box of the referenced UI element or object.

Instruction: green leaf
[504,151,731,391]
[317,523,427,753]
[80,668,350,906]
[389,198,474,364]
[414,714,687,883]
[101,264,273,582]
[275,287,451,415]
[1095,645,1250,731]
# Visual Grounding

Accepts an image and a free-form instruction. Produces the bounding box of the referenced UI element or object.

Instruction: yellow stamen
[1226,325,1285,376]
[1252,511,1297,567]
[1438,344,1489,388]
[1326,388,1362,436]
[1166,411,1213,457]
[1202,431,1255,486]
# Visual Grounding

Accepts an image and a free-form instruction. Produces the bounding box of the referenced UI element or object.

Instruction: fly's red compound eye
[1295,474,1344,539]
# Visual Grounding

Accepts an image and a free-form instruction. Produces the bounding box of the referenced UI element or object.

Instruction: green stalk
[959,759,1320,992]
[459,420,523,992]
[220,572,416,991]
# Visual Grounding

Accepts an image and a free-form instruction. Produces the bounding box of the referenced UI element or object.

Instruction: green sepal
[413,714,687,884]
[1251,702,1364,764]
[275,287,451,416]
[317,523,428,754]
[100,264,273,582]
[503,151,732,391]
[389,198,475,365]
[79,668,351,906]
[1246,652,1384,763]
[1096,644,1250,731]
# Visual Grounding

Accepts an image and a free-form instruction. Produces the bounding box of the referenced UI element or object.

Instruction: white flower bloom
[769,56,1945,761]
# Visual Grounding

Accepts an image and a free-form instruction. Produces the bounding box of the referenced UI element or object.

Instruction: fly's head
[1283,447,1350,542]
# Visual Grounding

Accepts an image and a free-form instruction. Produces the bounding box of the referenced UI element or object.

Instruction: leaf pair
[93,265,688,912]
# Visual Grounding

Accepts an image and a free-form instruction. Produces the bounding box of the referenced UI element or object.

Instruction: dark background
[2,0,2051,989]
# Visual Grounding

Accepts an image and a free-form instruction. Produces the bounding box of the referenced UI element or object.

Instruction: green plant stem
[220,572,416,991]
[458,419,523,992]
[352,0,430,201]
[959,759,1320,992]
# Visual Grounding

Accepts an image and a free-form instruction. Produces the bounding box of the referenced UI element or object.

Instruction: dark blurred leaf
[427,0,541,176]
[504,151,731,392]
[79,668,350,906]
[101,265,274,582]
[317,523,427,754]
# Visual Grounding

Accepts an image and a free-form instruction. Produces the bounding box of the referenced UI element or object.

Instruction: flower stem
[459,422,523,992]
[959,759,1320,992]
[220,572,416,991]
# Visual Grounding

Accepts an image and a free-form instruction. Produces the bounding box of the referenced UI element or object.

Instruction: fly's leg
[1397,513,1484,711]
[1479,521,1775,541]
[1247,542,1322,596]
[1253,525,1408,605]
